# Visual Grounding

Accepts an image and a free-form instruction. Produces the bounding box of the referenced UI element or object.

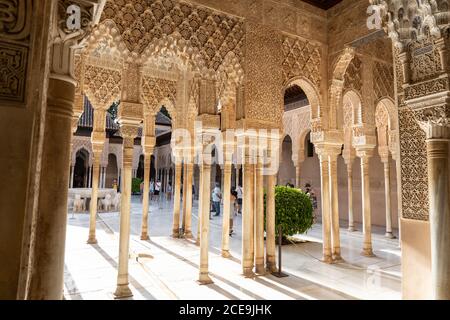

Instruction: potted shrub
[132,178,143,195]
[265,186,314,243]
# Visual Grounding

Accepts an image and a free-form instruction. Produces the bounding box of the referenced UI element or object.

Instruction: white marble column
[427,139,450,300]
[329,151,342,261]
[357,149,374,257]
[172,162,182,237]
[318,151,332,263]
[141,150,153,240]
[87,150,102,244]
[196,164,203,246]
[182,162,188,233]
[346,163,355,231]
[266,173,277,272]
[199,159,213,284]
[221,161,232,258]
[382,157,394,238]
[70,165,75,188]
[185,162,194,238]
[28,77,75,299]
[255,161,265,274]
[114,126,138,299]
[242,158,255,276]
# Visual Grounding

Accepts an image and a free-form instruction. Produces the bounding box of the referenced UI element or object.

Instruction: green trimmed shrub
[265,186,314,237]
[132,178,143,194]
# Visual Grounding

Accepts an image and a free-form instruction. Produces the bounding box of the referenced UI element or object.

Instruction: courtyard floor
[64,196,401,300]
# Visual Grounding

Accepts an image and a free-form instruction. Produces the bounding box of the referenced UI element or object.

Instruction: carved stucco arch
[343,89,363,127]
[72,145,93,167]
[283,77,321,120]
[375,97,399,160]
[330,47,356,130]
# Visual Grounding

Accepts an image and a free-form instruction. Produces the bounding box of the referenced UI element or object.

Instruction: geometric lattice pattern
[101,0,244,71]
[373,61,394,100]
[282,35,322,87]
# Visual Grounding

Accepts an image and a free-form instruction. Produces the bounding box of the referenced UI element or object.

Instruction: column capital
[412,105,450,140]
[352,124,377,149]
[356,147,374,160]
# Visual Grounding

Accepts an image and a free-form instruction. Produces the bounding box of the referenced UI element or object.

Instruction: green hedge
[132,178,143,194]
[265,186,314,237]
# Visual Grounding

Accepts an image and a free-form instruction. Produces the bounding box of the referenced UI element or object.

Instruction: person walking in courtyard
[166,182,172,201]
[212,182,222,217]
[229,189,238,236]
[150,180,155,201]
[236,184,243,214]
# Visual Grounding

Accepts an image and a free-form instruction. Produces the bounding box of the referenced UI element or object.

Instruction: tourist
[112,179,118,191]
[236,184,243,214]
[305,183,318,220]
[166,182,172,201]
[212,182,222,217]
[150,180,155,200]
[229,189,238,236]
[155,180,161,198]
[140,180,144,202]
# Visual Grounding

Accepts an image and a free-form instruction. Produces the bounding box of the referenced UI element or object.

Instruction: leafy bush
[132,178,143,194]
[265,186,314,237]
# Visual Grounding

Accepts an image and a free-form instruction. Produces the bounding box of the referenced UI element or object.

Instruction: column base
[140,234,150,241]
[184,231,194,239]
[266,262,278,273]
[221,250,231,258]
[255,265,266,275]
[333,254,344,262]
[361,248,375,257]
[385,232,396,239]
[195,238,200,246]
[87,238,98,245]
[348,226,356,232]
[198,273,213,285]
[172,229,180,238]
[321,254,333,264]
[113,284,133,299]
[243,268,256,278]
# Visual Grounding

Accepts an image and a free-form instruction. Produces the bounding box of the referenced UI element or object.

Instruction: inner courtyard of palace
[1,0,450,300]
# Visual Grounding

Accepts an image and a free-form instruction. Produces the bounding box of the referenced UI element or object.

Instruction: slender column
[346,165,355,231]
[221,162,232,258]
[102,167,106,188]
[182,162,188,233]
[89,166,93,188]
[70,165,75,188]
[87,151,102,244]
[295,164,301,188]
[318,153,332,263]
[196,164,204,246]
[329,152,342,261]
[86,166,91,188]
[199,160,213,284]
[382,158,394,238]
[266,173,277,272]
[28,78,75,299]
[235,166,240,187]
[357,150,374,257]
[427,139,450,300]
[172,162,182,237]
[141,151,153,240]
[114,128,137,299]
[185,162,194,238]
[242,159,255,277]
[255,162,265,273]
